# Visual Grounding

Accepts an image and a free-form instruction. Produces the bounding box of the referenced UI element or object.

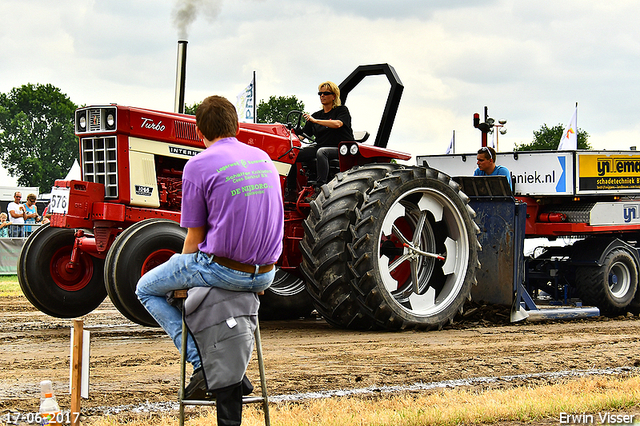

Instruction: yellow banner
[579,153,640,191]
[579,153,640,178]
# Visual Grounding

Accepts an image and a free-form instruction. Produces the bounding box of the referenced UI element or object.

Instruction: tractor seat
[353,131,370,143]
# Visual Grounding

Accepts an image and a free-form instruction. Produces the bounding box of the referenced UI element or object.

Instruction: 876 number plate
[50,187,71,214]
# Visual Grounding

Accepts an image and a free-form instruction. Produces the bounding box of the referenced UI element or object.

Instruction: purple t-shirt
[180,137,284,265]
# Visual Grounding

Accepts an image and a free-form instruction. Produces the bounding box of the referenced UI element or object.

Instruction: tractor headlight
[339,145,349,156]
[349,144,359,155]
[77,111,87,132]
[105,108,117,130]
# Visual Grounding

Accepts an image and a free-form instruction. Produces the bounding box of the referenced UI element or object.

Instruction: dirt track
[2,295,640,421]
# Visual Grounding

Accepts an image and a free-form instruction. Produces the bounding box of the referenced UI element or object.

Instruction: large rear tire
[301,164,480,330]
[18,225,106,318]
[104,219,186,327]
[576,248,637,315]
[351,167,481,330]
[259,268,315,320]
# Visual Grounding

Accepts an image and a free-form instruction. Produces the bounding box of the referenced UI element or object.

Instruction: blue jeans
[135,251,275,371]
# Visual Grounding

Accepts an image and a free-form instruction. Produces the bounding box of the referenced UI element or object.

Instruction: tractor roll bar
[339,63,404,149]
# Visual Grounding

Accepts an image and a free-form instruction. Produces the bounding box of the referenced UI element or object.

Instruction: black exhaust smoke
[174,40,188,114]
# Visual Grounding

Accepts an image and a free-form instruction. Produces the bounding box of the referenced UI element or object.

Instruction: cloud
[1,0,640,158]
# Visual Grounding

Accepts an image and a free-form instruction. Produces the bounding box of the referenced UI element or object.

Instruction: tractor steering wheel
[286,110,315,144]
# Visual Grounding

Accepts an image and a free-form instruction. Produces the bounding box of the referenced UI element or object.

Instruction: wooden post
[70,319,83,426]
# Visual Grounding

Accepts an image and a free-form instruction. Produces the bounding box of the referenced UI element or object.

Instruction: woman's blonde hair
[318,81,341,109]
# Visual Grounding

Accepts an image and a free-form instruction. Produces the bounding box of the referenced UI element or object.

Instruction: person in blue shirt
[474,146,512,187]
[0,213,10,238]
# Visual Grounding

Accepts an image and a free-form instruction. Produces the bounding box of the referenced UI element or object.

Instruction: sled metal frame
[174,290,271,426]
[454,175,601,322]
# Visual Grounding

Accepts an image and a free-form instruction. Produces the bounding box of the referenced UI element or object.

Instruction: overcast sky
[1,0,640,186]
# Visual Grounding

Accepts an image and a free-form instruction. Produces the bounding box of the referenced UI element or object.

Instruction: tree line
[0,84,589,192]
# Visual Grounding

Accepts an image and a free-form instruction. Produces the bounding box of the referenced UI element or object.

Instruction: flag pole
[575,101,578,148]
[452,130,455,154]
[252,71,257,123]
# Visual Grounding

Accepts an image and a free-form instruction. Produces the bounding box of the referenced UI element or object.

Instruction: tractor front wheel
[104,219,186,327]
[18,225,106,318]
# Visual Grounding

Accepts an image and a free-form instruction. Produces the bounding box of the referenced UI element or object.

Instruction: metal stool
[173,289,271,426]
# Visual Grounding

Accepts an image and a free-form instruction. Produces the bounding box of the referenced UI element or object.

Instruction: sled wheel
[104,219,185,326]
[18,225,106,318]
[576,248,637,315]
[259,268,315,320]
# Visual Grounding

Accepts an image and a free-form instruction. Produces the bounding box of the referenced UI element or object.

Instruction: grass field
[86,375,640,425]
[0,275,19,297]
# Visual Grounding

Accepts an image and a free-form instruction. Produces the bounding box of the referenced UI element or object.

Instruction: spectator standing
[24,193,39,236]
[0,213,10,238]
[7,192,25,237]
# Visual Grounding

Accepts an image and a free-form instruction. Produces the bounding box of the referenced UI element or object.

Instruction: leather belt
[212,255,275,274]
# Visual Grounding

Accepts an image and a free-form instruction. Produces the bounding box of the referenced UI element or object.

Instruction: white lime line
[86,366,638,415]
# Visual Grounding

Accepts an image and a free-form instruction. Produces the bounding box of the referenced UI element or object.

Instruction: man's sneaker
[183,367,208,400]
[184,369,253,400]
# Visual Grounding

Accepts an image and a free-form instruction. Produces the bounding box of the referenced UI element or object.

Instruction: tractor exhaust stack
[174,40,188,114]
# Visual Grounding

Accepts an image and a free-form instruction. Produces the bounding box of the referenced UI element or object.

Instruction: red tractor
[18,64,480,330]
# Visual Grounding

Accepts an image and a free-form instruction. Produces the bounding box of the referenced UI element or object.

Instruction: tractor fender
[337,142,411,171]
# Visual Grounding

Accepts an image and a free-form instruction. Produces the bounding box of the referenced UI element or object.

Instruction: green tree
[0,84,78,191]
[184,102,199,115]
[515,123,591,151]
[256,95,305,124]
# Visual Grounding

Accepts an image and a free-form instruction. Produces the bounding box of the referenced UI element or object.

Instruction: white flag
[558,105,578,150]
[488,130,496,149]
[236,79,255,123]
[445,131,454,154]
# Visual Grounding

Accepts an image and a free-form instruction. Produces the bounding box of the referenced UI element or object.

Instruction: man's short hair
[477,146,496,161]
[195,96,239,141]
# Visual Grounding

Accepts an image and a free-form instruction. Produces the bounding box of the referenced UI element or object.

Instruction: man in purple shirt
[136,96,284,421]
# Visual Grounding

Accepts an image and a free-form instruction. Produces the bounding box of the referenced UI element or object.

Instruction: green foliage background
[0,84,78,191]
[256,95,304,124]
[515,123,591,151]
[185,95,305,126]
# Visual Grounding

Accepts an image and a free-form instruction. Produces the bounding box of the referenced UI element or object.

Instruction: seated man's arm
[182,226,206,254]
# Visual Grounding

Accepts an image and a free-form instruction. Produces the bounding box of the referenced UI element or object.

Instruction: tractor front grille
[88,108,102,132]
[81,136,118,198]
